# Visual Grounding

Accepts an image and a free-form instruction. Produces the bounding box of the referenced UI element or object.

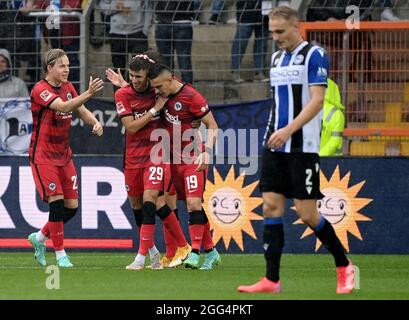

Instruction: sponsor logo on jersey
[56,110,73,119]
[201,105,208,113]
[133,110,147,119]
[40,90,52,102]
[164,109,181,124]
[116,102,126,114]
[269,66,305,86]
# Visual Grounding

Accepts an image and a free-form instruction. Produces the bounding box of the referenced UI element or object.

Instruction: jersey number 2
[71,175,78,190]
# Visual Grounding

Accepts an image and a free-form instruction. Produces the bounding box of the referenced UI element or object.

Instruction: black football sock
[314,217,349,267]
[264,218,284,282]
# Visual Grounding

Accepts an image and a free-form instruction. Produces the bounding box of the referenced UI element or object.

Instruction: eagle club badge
[174,102,182,111]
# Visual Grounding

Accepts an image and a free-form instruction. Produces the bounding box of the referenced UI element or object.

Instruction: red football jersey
[162,83,210,163]
[29,79,78,166]
[115,85,161,169]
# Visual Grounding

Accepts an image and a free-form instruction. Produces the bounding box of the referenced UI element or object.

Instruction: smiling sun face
[294,165,373,252]
[210,187,244,225]
[204,166,263,251]
[317,188,349,225]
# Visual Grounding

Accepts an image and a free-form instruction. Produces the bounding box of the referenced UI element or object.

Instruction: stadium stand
[1,0,409,155]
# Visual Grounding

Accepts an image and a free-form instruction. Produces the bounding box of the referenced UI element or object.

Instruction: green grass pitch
[1,253,408,300]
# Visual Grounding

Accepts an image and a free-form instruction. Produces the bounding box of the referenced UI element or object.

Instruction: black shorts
[259,149,324,200]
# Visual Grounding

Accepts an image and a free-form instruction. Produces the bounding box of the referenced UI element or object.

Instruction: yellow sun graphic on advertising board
[204,166,263,251]
[294,165,372,252]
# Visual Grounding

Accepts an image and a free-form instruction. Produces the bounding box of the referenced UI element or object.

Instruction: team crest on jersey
[174,102,183,111]
[48,183,56,191]
[40,90,52,102]
[67,92,73,100]
[294,55,304,65]
[116,102,126,114]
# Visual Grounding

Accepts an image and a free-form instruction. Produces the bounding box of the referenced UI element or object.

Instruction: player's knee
[189,210,206,225]
[300,215,316,228]
[63,207,78,224]
[143,189,159,203]
[143,201,156,224]
[156,204,171,220]
[201,207,209,223]
[133,209,143,227]
[263,203,283,217]
[186,198,202,212]
[49,199,65,222]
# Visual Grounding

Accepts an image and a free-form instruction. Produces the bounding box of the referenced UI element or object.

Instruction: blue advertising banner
[0,156,408,254]
[0,98,273,155]
[69,98,273,155]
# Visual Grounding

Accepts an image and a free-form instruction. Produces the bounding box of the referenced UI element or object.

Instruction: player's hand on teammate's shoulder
[154,95,168,112]
[191,120,201,129]
[92,122,103,137]
[105,68,126,88]
[87,76,104,95]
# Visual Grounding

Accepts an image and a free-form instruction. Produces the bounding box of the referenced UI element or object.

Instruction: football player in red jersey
[27,49,104,268]
[111,53,191,270]
[148,63,221,270]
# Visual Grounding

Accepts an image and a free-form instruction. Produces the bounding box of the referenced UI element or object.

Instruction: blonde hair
[268,6,299,22]
[43,49,67,72]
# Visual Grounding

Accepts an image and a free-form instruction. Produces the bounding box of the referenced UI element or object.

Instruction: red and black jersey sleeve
[189,89,210,119]
[115,86,134,118]
[31,81,60,108]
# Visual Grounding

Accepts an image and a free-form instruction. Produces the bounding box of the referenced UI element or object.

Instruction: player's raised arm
[105,68,128,88]
[49,76,104,113]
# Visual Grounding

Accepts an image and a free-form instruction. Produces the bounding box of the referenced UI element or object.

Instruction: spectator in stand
[380,0,401,21]
[307,0,373,122]
[0,49,29,98]
[230,0,269,83]
[0,1,40,91]
[99,0,153,85]
[193,0,225,24]
[27,0,83,92]
[17,0,42,91]
[0,0,19,57]
[154,0,195,84]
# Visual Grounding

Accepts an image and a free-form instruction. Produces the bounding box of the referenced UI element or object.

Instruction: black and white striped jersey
[264,41,329,153]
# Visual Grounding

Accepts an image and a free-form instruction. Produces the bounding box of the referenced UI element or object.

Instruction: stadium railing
[86,0,272,104]
[300,21,409,156]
